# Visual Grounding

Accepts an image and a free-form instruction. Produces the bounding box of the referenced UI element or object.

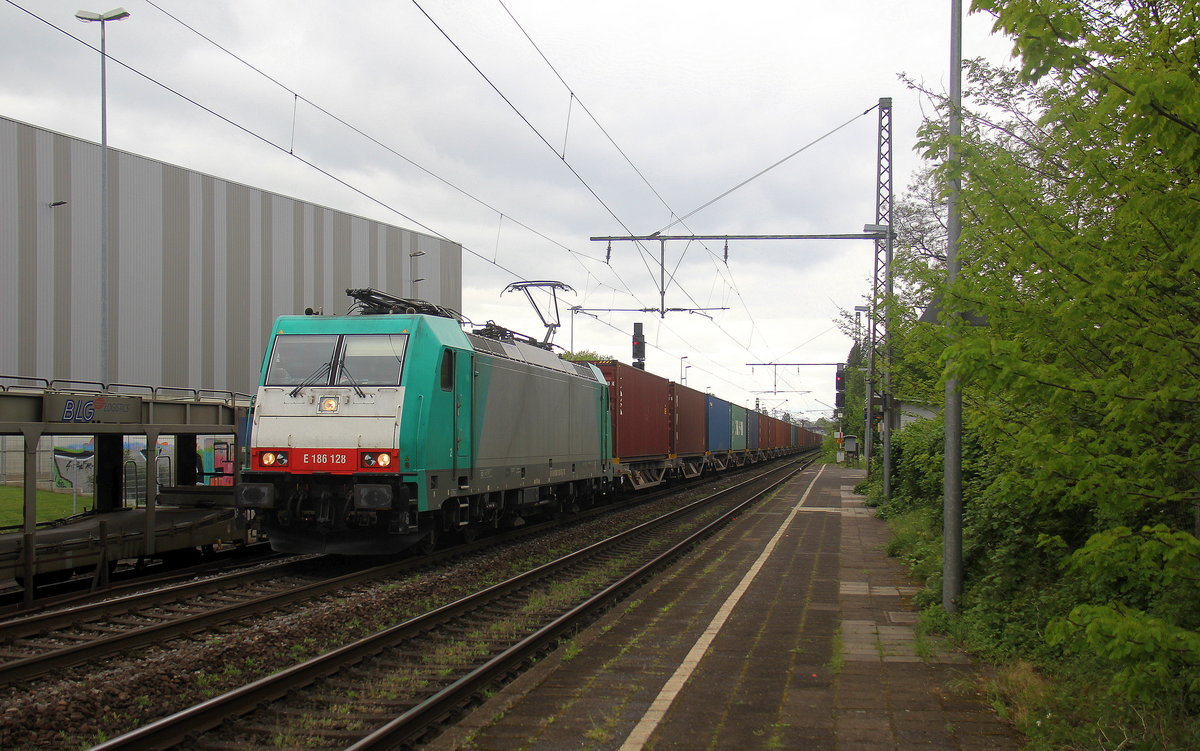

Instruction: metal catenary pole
[593,99,894,435]
[943,0,965,614]
[876,99,895,501]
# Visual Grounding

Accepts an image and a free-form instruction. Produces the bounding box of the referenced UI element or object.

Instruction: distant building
[0,115,462,395]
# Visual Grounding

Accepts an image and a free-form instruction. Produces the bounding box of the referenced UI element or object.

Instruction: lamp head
[75,7,129,22]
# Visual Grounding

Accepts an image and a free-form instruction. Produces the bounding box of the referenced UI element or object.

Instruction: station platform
[431,464,1022,750]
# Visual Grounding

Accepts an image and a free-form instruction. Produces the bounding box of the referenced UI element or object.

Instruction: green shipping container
[730,404,748,451]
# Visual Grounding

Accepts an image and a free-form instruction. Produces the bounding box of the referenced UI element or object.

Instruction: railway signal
[632,322,646,370]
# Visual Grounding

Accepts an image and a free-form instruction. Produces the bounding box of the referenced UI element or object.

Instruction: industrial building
[0,114,463,396]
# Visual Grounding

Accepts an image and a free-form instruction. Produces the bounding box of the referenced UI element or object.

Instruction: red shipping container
[758,412,773,450]
[772,419,786,449]
[592,361,671,460]
[670,382,707,456]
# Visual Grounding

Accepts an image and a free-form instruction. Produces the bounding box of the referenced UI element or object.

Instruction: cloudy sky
[1,0,1014,421]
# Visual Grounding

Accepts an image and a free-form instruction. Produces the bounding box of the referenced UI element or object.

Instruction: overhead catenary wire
[4,1,548,283]
[55,0,677,367]
[414,0,813,393]
[156,0,833,400]
[408,0,641,243]
[15,11,800,414]
[138,0,635,297]
[480,21,805,379]
[491,0,788,360]
[17,0,822,404]
[654,103,881,236]
[495,0,679,218]
[485,14,858,378]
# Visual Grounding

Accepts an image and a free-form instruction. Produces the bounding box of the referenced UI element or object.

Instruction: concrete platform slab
[428,464,1022,750]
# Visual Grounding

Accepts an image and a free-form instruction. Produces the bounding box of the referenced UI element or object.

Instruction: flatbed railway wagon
[588,361,674,490]
[670,381,708,479]
[591,360,810,486]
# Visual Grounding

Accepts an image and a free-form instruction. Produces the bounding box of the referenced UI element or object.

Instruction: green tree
[560,349,612,362]
[876,1,1200,742]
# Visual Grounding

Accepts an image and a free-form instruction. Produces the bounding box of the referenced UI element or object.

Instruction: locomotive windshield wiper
[337,364,367,398]
[289,361,332,397]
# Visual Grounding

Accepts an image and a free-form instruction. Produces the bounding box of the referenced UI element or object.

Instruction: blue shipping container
[747,410,760,450]
[706,395,732,452]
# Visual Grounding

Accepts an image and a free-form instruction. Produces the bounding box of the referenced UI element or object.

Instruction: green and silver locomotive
[237,289,613,554]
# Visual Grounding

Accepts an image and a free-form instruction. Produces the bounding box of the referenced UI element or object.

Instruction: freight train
[236,289,821,555]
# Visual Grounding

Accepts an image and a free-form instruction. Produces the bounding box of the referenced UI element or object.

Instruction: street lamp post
[76,7,129,387]
[679,355,688,382]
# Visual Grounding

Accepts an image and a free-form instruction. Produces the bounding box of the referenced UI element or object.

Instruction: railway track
[0,542,278,612]
[90,455,813,751]
[0,554,336,686]
[0,479,695,688]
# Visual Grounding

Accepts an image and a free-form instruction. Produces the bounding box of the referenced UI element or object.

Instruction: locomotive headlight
[360,451,396,469]
[319,397,340,413]
[259,451,289,468]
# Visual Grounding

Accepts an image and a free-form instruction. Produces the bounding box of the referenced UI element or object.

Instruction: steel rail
[349,457,813,750]
[0,553,303,638]
[0,557,375,686]
[90,453,815,751]
[0,542,279,617]
[0,473,702,687]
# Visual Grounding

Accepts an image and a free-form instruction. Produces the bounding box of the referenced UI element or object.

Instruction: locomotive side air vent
[466,334,505,356]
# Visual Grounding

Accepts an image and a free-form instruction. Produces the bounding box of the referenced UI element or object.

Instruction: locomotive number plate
[295,449,355,471]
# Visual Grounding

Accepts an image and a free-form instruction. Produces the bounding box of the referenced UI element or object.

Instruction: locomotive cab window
[440,349,455,391]
[265,334,339,386]
[338,334,408,386]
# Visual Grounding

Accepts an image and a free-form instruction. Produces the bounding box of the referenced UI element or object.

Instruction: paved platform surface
[430,464,1022,750]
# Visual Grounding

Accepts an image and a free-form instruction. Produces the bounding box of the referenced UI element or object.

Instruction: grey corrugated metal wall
[0,116,462,395]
